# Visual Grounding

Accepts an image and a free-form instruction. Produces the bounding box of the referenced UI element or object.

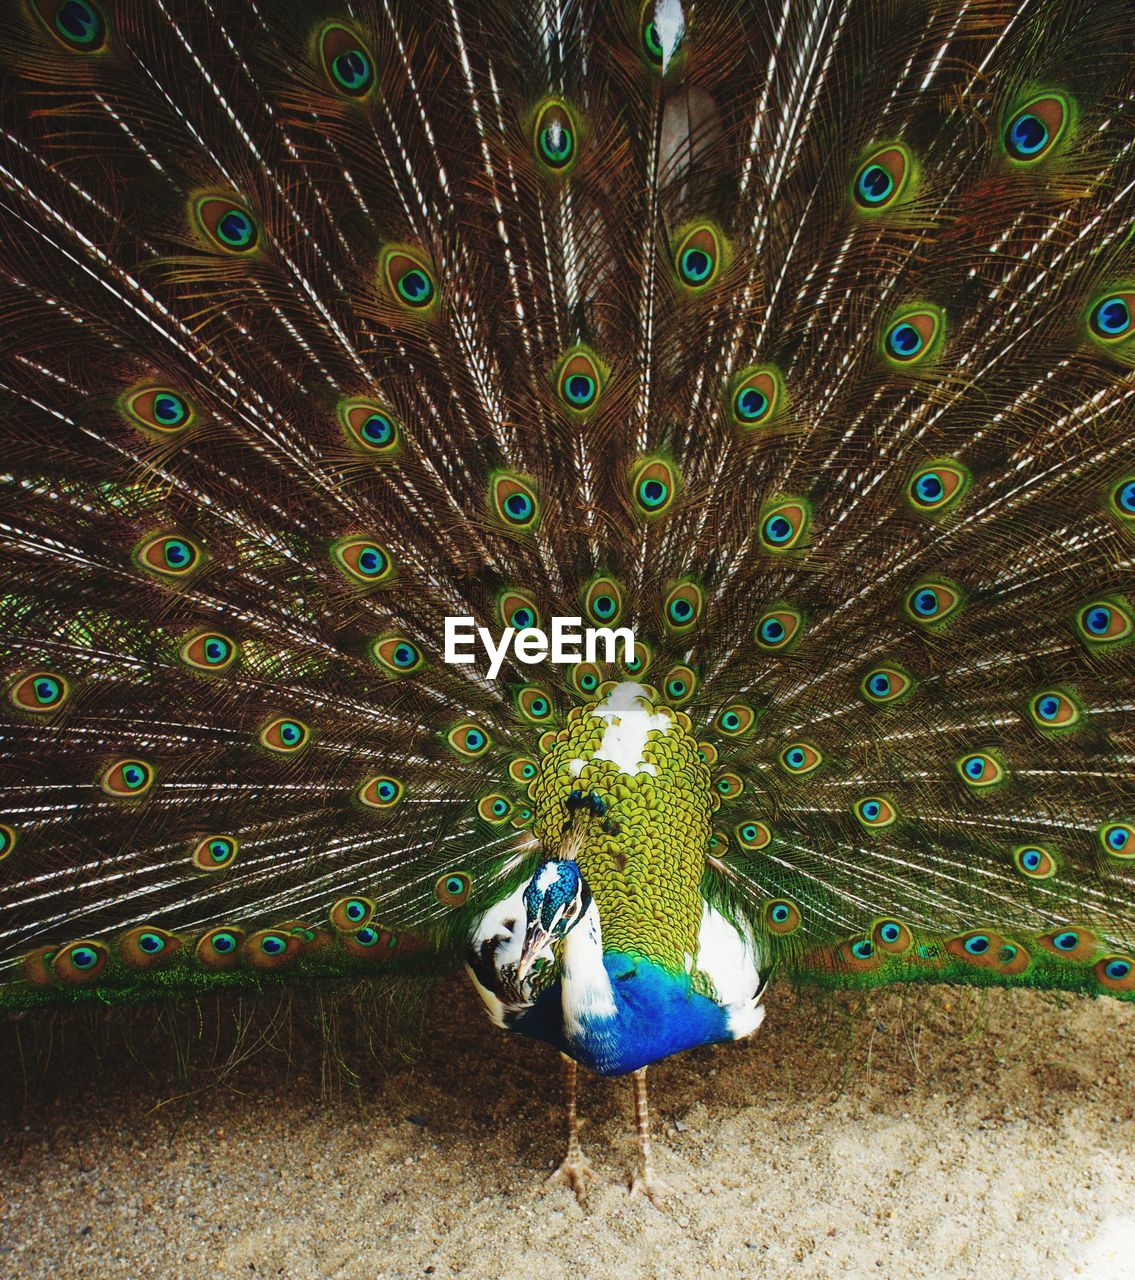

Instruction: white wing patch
[696,901,767,1041]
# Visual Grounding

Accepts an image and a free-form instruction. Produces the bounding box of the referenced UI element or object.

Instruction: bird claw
[628,1171,675,1209]
[542,1156,598,1205]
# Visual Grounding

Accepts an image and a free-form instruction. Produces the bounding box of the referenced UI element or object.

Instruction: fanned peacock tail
[1,0,1133,1012]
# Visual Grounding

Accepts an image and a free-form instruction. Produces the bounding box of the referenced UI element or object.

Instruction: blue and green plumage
[0,0,1134,1182]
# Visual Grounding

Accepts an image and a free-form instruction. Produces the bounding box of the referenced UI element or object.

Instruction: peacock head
[516,859,592,981]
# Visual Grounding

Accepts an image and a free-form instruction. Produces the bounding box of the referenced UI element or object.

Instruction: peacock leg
[541,1052,597,1204]
[628,1066,674,1207]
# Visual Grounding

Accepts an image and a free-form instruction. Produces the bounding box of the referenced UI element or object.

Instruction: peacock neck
[560,899,616,1039]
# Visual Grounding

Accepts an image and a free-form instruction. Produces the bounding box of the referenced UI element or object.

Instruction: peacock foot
[628,1170,676,1209]
[542,1153,598,1205]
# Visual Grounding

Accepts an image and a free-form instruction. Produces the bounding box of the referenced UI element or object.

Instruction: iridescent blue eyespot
[1085,606,1112,635]
[736,387,769,421]
[851,940,874,960]
[680,248,711,283]
[861,800,881,821]
[964,934,990,956]
[879,922,901,944]
[217,209,255,249]
[760,618,784,643]
[770,904,790,925]
[640,480,667,510]
[1053,930,1079,951]
[763,515,793,544]
[1118,481,1135,514]
[72,945,98,969]
[1092,296,1131,337]
[915,473,943,503]
[361,413,394,446]
[261,935,285,956]
[857,164,893,205]
[397,269,432,305]
[139,932,164,954]
[1106,959,1132,981]
[886,323,922,359]
[212,932,236,954]
[1007,113,1047,157]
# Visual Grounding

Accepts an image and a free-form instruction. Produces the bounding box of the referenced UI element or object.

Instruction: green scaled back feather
[0,0,1133,1010]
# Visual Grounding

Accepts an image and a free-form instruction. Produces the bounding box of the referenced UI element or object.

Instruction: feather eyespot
[258,717,310,753]
[1075,597,1134,646]
[735,821,772,851]
[571,663,602,697]
[100,758,155,797]
[853,797,897,829]
[373,636,425,676]
[1037,927,1096,962]
[122,386,194,435]
[852,144,913,211]
[1087,291,1135,346]
[436,871,472,907]
[191,834,239,873]
[500,590,540,633]
[0,823,17,862]
[509,758,539,785]
[490,472,539,531]
[715,773,744,799]
[1108,476,1135,526]
[1003,93,1070,164]
[758,499,810,552]
[662,665,696,704]
[180,630,237,672]
[332,537,395,586]
[136,533,204,580]
[674,223,726,291]
[517,687,554,723]
[663,581,703,632]
[477,794,513,824]
[622,641,651,676]
[779,743,822,776]
[1099,822,1134,860]
[632,458,678,518]
[715,704,756,737]
[357,776,404,808]
[447,723,491,757]
[31,0,107,51]
[956,752,1005,788]
[191,194,259,253]
[339,399,401,455]
[533,99,579,173]
[837,938,882,970]
[9,671,69,714]
[764,899,802,934]
[380,246,438,313]
[754,607,803,651]
[1013,845,1056,879]
[907,460,969,515]
[947,930,1029,974]
[118,926,180,969]
[873,919,912,953]
[244,929,299,968]
[52,940,109,984]
[697,741,719,767]
[583,577,623,626]
[730,366,785,429]
[882,306,944,367]
[555,347,605,413]
[860,665,913,705]
[1028,689,1081,731]
[317,22,376,97]
[1095,955,1135,992]
[195,928,243,969]
[638,0,683,68]
[904,580,962,626]
[330,896,375,931]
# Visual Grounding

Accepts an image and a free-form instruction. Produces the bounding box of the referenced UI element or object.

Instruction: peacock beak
[516,920,553,983]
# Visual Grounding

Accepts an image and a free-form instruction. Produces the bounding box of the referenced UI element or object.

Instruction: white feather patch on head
[592,682,670,777]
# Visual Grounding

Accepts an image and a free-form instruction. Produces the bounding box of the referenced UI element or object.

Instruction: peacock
[2,0,1134,1208]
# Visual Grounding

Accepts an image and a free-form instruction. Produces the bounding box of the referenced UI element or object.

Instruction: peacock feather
[1,0,1134,1201]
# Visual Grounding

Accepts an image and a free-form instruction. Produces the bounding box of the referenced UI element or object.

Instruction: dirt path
[1,981,1133,1279]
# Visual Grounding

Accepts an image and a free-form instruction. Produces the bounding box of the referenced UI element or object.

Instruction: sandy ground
[1,979,1133,1280]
